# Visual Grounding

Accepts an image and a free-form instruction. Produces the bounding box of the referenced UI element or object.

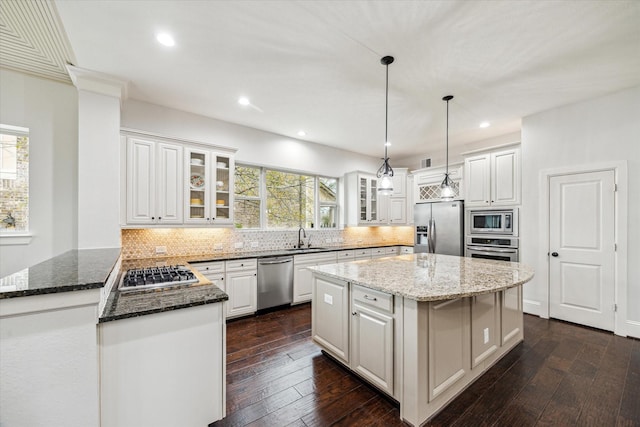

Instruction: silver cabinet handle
[363,295,377,301]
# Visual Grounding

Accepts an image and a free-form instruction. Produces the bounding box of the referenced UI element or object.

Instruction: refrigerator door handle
[428,219,436,253]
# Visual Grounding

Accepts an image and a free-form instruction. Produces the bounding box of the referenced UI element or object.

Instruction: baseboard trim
[626,320,640,339]
[523,299,541,316]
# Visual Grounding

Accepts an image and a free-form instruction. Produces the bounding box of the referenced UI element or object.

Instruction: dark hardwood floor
[211,303,640,427]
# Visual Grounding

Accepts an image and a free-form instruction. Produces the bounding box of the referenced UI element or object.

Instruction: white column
[67,66,127,249]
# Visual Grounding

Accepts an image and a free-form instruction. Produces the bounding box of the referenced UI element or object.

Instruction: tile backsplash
[121,227,414,259]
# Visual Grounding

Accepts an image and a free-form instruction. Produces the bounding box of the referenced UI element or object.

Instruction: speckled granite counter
[120,243,409,269]
[0,248,121,299]
[309,253,534,301]
[100,281,228,323]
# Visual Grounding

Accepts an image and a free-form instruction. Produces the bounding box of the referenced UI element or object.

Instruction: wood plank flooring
[211,303,640,427]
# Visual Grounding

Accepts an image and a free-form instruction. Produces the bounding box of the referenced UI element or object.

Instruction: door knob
[551,252,559,257]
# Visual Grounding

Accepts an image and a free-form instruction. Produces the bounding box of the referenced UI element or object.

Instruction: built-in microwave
[469,209,518,235]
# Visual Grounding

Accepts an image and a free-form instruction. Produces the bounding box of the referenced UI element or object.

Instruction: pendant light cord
[384,60,389,161]
[445,98,449,175]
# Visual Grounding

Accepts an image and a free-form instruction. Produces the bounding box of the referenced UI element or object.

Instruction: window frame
[0,124,31,244]
[234,163,339,230]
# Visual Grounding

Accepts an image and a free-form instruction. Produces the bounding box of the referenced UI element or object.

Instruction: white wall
[121,100,381,177]
[77,90,121,249]
[0,69,78,277]
[395,131,522,169]
[521,86,640,330]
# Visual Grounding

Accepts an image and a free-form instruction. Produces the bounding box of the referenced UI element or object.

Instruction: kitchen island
[309,253,534,426]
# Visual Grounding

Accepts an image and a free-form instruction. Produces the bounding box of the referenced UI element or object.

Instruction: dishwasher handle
[258,258,293,265]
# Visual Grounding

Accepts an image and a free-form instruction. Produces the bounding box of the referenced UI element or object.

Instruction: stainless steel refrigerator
[414,200,464,255]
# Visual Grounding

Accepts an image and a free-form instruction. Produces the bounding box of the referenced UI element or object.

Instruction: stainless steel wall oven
[466,236,519,262]
[466,208,519,262]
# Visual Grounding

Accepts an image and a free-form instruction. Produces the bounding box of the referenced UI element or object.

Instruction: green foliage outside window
[234,165,337,230]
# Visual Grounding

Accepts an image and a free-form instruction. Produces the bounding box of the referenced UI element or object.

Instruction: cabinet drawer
[385,246,399,255]
[294,252,337,265]
[400,246,414,254]
[202,273,225,291]
[337,250,355,261]
[352,284,393,313]
[191,261,225,274]
[372,248,386,256]
[354,248,372,259]
[225,258,257,272]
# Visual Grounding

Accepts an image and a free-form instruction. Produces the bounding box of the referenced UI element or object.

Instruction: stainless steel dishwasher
[257,256,294,310]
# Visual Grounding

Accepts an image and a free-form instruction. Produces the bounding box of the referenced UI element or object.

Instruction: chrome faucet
[297,227,307,249]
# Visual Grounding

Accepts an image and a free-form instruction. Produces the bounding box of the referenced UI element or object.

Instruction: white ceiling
[53,0,640,160]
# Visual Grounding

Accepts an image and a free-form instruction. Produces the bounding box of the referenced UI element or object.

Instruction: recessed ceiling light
[156,33,175,47]
[297,130,306,137]
[479,121,490,128]
[238,97,250,106]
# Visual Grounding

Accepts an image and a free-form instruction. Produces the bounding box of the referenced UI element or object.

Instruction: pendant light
[440,95,455,201]
[376,55,395,196]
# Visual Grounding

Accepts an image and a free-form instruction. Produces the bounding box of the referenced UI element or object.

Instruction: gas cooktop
[119,265,198,292]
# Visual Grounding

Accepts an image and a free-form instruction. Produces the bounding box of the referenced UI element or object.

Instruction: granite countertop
[100,280,228,323]
[120,243,409,269]
[0,248,121,299]
[101,243,408,322]
[309,253,534,301]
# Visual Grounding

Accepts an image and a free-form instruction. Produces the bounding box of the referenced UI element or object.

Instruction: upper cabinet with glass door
[185,147,235,225]
[345,172,386,226]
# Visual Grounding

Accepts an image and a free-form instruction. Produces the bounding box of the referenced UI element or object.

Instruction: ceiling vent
[420,158,432,168]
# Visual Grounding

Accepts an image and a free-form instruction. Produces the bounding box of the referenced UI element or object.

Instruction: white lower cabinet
[312,276,396,396]
[351,285,394,395]
[312,275,350,364]
[225,259,257,319]
[293,252,337,304]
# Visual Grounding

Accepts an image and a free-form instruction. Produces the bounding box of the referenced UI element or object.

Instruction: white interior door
[549,170,615,331]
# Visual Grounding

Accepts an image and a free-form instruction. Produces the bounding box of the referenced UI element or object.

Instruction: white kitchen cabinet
[391,168,407,198]
[354,248,373,260]
[400,246,414,254]
[371,246,398,258]
[388,168,407,224]
[344,172,385,226]
[388,198,406,224]
[351,285,394,395]
[464,146,520,207]
[293,252,337,304]
[312,275,350,364]
[185,147,235,225]
[191,261,228,315]
[225,259,257,318]
[413,164,463,203]
[126,137,183,225]
[336,250,356,262]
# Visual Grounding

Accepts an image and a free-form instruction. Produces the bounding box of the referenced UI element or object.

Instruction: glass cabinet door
[359,177,367,222]
[212,154,233,223]
[186,149,210,223]
[370,178,378,221]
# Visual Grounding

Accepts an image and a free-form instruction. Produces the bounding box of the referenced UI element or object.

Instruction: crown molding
[66,65,128,100]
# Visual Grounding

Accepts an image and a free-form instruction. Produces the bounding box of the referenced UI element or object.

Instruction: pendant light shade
[376,56,395,196]
[440,95,455,201]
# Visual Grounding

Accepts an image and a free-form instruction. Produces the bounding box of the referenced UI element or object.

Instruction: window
[0,125,29,232]
[318,177,338,228]
[234,165,261,228]
[234,164,338,230]
[266,170,314,229]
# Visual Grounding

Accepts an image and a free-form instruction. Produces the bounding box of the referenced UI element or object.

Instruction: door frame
[537,161,628,336]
